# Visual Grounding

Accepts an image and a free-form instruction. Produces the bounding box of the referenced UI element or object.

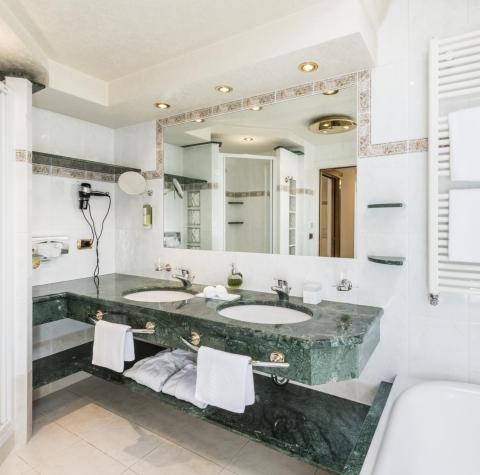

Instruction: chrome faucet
[173,268,193,288]
[271,279,291,302]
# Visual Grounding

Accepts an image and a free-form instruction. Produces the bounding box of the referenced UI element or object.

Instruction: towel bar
[179,336,290,368]
[88,313,156,335]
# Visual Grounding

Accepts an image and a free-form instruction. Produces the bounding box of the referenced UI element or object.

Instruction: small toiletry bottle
[227,263,243,289]
[143,204,152,229]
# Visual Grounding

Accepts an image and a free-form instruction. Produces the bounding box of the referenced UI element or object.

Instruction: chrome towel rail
[179,336,290,369]
[88,310,156,334]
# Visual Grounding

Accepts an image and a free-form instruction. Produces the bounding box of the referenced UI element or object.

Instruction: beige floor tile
[130,438,222,475]
[0,453,34,474]
[76,416,161,467]
[225,441,317,475]
[71,378,247,466]
[315,470,333,475]
[55,402,119,437]
[33,389,91,425]
[161,416,248,465]
[29,439,126,475]
[16,421,80,469]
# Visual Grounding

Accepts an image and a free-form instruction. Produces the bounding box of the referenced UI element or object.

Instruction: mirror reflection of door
[319,166,356,258]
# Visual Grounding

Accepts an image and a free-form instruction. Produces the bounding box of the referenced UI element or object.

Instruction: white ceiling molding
[0,0,387,127]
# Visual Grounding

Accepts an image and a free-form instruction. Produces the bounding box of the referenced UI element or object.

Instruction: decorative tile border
[15,149,32,163]
[144,69,429,179]
[32,151,140,183]
[226,190,271,198]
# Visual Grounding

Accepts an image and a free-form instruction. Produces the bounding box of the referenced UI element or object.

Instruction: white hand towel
[449,189,480,263]
[123,349,196,392]
[195,346,255,413]
[449,107,480,181]
[92,320,135,373]
[162,363,207,409]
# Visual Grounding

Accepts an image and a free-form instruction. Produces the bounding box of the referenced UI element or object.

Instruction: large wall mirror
[163,84,357,258]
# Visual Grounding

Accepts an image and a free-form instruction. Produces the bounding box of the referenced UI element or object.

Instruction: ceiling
[5,0,321,81]
[0,0,390,128]
[164,86,357,155]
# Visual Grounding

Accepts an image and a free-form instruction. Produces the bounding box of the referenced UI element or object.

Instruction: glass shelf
[367,203,405,209]
[368,256,405,266]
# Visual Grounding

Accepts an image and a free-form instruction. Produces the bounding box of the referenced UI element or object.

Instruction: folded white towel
[449,189,480,263]
[123,349,196,392]
[198,285,240,301]
[449,107,480,181]
[92,320,135,373]
[162,363,207,409]
[195,346,255,413]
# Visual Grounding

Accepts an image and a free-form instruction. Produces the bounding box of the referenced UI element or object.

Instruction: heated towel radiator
[429,31,480,305]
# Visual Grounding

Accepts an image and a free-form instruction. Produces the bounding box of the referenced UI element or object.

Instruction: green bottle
[227,263,243,289]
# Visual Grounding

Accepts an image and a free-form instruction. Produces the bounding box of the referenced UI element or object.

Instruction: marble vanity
[32,274,388,474]
[33,273,382,385]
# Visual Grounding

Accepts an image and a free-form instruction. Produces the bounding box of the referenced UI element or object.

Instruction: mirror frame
[149,69,428,256]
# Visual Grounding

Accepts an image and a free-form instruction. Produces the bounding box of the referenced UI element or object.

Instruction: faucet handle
[274,278,288,287]
[176,267,191,277]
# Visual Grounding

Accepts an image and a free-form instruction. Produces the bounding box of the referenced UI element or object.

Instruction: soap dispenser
[227,263,243,289]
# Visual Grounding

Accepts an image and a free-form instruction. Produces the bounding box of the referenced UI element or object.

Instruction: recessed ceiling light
[298,61,318,73]
[243,137,254,142]
[250,106,263,111]
[215,85,233,93]
[155,102,170,109]
[194,118,205,123]
[322,89,339,96]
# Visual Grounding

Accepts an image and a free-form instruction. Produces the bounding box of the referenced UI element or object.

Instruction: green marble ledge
[32,341,392,474]
[33,274,383,386]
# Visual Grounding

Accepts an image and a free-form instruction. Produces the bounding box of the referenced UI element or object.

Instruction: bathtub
[361,378,480,475]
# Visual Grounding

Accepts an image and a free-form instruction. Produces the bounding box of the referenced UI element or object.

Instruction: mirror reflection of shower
[224,155,273,253]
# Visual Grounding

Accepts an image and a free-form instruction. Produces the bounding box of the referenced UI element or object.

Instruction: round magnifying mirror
[118,171,146,195]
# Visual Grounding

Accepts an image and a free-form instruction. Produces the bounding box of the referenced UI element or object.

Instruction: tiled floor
[0,376,330,475]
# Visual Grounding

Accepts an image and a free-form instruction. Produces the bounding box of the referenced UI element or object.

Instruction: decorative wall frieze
[15,149,32,163]
[31,151,140,183]
[147,69,429,179]
[226,190,271,198]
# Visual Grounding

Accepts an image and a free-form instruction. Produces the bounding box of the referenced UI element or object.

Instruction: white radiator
[428,31,480,305]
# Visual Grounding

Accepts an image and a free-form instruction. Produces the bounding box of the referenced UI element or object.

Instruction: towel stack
[91,319,256,412]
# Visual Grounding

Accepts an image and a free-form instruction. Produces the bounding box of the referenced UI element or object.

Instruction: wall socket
[77,239,93,250]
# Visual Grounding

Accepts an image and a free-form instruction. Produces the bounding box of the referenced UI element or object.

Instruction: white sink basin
[218,304,311,325]
[123,290,196,303]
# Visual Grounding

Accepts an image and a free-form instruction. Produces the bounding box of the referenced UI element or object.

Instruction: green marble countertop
[33,273,383,349]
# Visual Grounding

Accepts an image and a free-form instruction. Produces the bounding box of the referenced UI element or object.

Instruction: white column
[5,77,33,445]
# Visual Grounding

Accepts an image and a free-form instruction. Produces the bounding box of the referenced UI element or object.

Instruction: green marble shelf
[367,203,405,209]
[368,256,405,266]
[32,340,391,474]
[33,274,383,386]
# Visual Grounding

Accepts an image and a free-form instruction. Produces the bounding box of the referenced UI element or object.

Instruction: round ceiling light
[309,116,356,135]
[215,85,233,93]
[250,106,263,111]
[298,61,318,73]
[155,102,170,109]
[243,137,254,142]
[322,89,339,96]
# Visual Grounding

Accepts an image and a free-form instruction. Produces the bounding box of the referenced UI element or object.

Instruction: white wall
[32,108,116,285]
[33,108,114,163]
[117,0,480,404]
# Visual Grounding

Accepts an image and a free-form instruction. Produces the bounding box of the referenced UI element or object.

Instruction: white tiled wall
[114,0,480,404]
[33,108,114,163]
[32,109,116,285]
